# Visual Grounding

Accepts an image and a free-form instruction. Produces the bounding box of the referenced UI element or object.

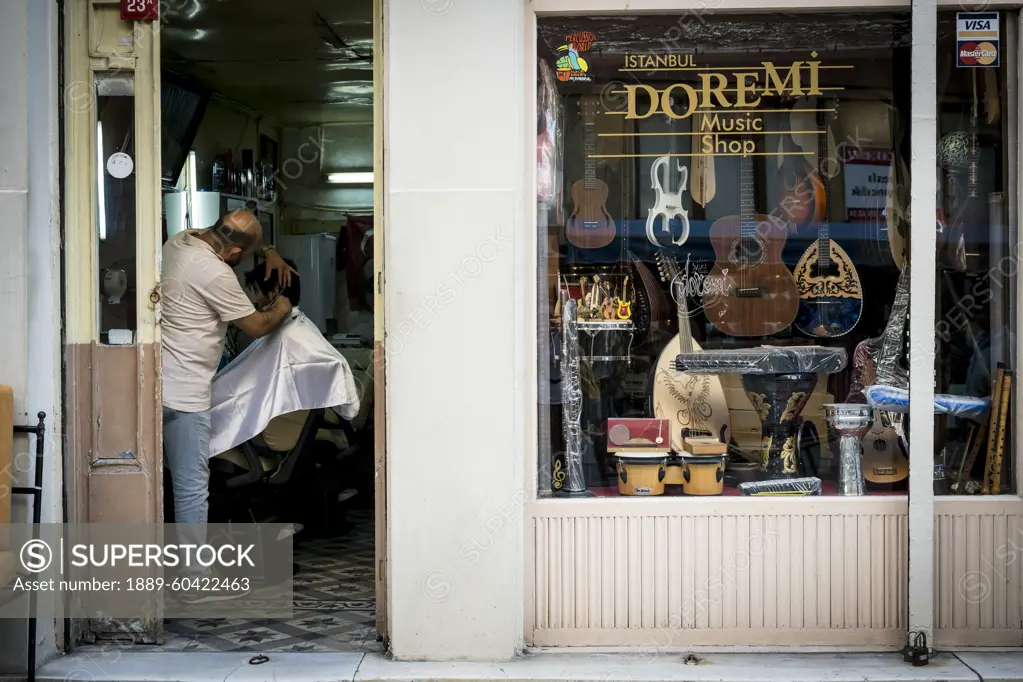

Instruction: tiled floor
[162,510,380,653]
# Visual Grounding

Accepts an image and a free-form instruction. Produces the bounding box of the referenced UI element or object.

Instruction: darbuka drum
[681,455,727,496]
[615,454,667,496]
[824,403,873,497]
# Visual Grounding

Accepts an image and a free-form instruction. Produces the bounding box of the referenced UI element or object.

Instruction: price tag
[120,0,158,21]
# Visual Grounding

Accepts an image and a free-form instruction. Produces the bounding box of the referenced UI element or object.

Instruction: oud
[566,96,616,250]
[704,135,799,337]
[793,103,863,338]
[653,252,730,451]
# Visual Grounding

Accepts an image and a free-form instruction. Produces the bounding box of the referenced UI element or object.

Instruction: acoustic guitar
[652,252,730,452]
[704,133,799,337]
[793,104,864,338]
[566,96,616,250]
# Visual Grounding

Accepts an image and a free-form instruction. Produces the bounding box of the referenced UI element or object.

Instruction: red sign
[120,0,158,21]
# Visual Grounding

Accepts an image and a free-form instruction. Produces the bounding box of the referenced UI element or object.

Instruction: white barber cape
[208,308,360,458]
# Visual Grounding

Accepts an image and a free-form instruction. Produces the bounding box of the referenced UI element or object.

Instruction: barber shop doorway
[62,0,387,652]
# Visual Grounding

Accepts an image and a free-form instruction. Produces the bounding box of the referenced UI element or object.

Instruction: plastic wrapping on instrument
[864,385,991,421]
[559,298,588,493]
[676,346,848,375]
[738,477,822,496]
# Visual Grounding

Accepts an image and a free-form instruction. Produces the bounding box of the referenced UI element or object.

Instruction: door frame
[62,0,391,648]
[63,0,163,644]
[373,0,390,647]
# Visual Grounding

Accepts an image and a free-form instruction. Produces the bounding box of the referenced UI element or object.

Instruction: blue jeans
[163,406,211,575]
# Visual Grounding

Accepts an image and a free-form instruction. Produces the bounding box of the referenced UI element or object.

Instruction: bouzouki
[793,102,864,338]
[704,133,800,337]
[653,252,730,451]
[566,96,616,249]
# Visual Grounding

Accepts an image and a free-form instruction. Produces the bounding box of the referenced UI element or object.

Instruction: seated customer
[207,259,360,459]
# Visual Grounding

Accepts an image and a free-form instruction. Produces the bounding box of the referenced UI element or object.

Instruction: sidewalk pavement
[25,650,1023,682]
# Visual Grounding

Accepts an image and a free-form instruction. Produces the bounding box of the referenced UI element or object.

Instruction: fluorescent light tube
[325,172,374,185]
[187,150,199,229]
[97,120,107,241]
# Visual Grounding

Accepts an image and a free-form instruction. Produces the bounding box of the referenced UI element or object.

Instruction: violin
[645,155,691,247]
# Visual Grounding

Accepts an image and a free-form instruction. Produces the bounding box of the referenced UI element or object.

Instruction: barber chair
[208,408,325,524]
[321,347,376,511]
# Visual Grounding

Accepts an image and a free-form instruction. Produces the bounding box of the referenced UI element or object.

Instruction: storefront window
[537,13,930,498]
[934,12,1015,495]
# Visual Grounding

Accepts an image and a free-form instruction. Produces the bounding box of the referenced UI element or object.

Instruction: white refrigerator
[278,233,337,332]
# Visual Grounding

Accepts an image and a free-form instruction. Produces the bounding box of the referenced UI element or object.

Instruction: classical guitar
[794,103,864,338]
[566,96,616,249]
[652,252,730,451]
[704,133,799,337]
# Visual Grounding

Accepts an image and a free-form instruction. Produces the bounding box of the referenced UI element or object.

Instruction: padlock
[901,631,929,667]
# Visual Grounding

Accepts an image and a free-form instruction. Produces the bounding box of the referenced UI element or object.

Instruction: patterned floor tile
[163,511,378,653]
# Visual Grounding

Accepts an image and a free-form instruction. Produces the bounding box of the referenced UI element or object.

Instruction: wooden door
[64,0,163,643]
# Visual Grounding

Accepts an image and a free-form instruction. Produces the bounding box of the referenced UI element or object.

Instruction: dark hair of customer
[244,257,301,307]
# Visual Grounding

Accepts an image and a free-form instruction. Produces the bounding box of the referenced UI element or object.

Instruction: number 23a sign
[121,0,158,21]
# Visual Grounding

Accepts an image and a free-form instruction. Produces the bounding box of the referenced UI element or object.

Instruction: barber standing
[161,210,295,592]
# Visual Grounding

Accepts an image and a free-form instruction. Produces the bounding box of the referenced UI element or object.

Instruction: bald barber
[161,211,295,541]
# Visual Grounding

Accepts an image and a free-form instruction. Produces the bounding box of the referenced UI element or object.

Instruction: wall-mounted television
[161,72,211,188]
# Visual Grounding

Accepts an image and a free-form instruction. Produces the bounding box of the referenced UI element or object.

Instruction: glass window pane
[95,71,138,342]
[935,11,1015,495]
[536,13,916,498]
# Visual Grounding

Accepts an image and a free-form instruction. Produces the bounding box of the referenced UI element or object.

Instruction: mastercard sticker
[957,12,999,68]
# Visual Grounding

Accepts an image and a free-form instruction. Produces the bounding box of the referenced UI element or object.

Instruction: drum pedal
[902,631,929,666]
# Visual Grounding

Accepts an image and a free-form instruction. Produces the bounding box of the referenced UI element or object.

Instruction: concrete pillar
[908,0,937,647]
[385,0,526,661]
[0,0,62,672]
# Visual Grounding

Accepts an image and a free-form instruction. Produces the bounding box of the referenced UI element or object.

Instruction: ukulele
[601,280,616,320]
[566,96,616,249]
[704,133,800,337]
[793,102,864,338]
[652,252,731,452]
[853,265,911,482]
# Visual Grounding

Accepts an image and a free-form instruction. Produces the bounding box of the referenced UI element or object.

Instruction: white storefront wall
[0,0,63,674]
[384,0,1023,661]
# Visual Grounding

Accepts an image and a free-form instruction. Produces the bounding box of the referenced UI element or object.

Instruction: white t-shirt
[161,230,255,412]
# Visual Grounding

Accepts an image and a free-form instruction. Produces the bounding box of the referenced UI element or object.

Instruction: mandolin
[704,133,800,337]
[566,96,616,250]
[793,103,864,338]
[652,252,730,451]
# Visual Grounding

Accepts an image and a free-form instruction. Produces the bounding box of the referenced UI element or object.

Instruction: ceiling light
[326,172,374,185]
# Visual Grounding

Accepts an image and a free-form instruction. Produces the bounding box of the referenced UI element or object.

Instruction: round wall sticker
[107,153,134,179]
